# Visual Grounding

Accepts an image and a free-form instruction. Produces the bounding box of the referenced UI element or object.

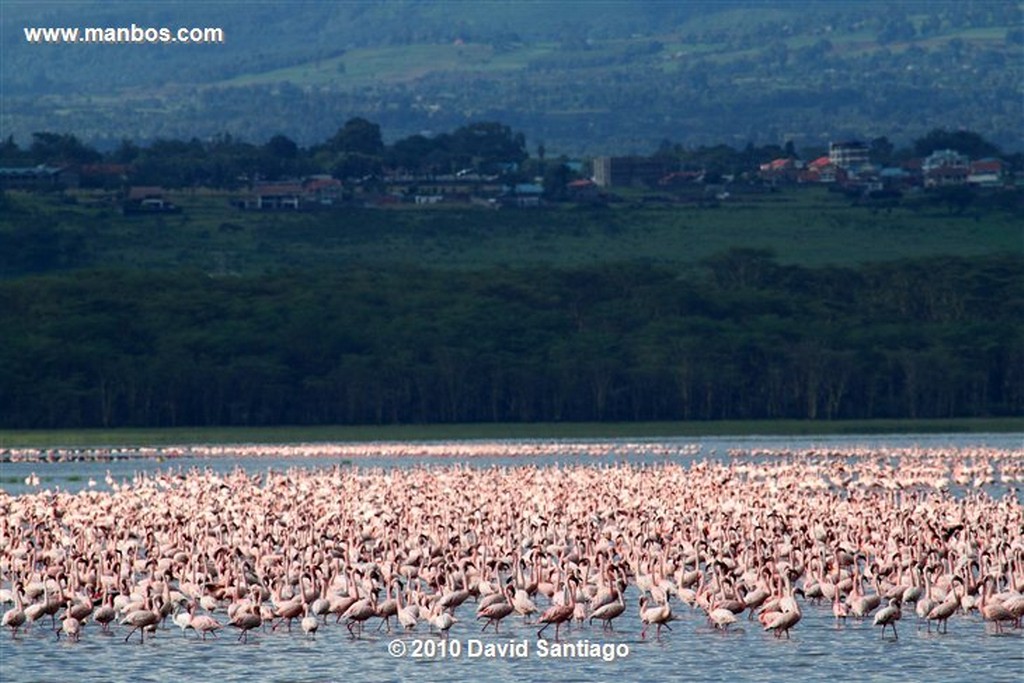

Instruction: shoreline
[1,417,1021,449]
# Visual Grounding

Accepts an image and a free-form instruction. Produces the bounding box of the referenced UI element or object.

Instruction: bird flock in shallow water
[1,444,1022,649]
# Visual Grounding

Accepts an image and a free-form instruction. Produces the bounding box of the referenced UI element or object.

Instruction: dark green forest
[2,253,1020,429]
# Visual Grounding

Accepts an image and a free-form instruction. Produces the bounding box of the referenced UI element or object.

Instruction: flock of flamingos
[1,441,1022,649]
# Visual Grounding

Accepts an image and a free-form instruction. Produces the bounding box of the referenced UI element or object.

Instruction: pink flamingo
[2,584,26,638]
[639,595,674,639]
[477,585,515,633]
[873,598,902,639]
[589,584,626,631]
[537,577,577,640]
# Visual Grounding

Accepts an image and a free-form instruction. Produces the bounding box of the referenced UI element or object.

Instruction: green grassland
[3,186,1020,277]
[219,42,551,90]
[2,417,1021,449]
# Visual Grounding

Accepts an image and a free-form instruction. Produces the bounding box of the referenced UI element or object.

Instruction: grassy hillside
[3,186,1020,277]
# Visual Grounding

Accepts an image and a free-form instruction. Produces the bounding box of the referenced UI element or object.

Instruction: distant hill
[2,1,1021,155]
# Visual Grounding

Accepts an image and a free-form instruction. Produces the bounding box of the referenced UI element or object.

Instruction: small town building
[799,157,845,184]
[828,141,869,170]
[567,178,600,201]
[251,182,304,209]
[0,165,77,190]
[967,158,1005,187]
[923,149,970,187]
[758,158,802,184]
[123,186,179,214]
[593,156,679,187]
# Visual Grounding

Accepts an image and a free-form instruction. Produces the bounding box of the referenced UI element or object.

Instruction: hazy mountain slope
[2,1,1020,154]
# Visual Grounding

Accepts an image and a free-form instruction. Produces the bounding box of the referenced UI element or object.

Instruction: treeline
[2,252,1020,428]
[4,123,1017,196]
[0,119,530,189]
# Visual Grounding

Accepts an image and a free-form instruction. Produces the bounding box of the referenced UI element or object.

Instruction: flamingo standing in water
[926,593,958,634]
[231,604,262,643]
[639,595,674,639]
[477,585,515,632]
[121,598,161,644]
[428,602,456,638]
[512,586,538,623]
[764,604,801,639]
[708,606,738,631]
[832,587,849,626]
[537,577,576,640]
[764,579,802,640]
[300,604,319,639]
[190,607,224,640]
[873,598,902,639]
[395,583,418,631]
[173,607,193,637]
[230,589,263,643]
[979,577,1015,633]
[589,585,626,631]
[270,581,304,633]
[57,614,81,642]
[375,581,399,633]
[512,557,539,623]
[2,584,26,638]
[343,592,377,638]
[88,588,116,633]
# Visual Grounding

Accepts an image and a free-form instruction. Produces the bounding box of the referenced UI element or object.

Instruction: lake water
[1,433,1022,682]
[3,432,1022,496]
[3,588,1023,683]
[2,583,1022,683]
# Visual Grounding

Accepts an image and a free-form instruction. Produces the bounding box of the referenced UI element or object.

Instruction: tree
[542,164,572,201]
[702,248,779,290]
[327,117,384,156]
[0,135,31,165]
[869,136,894,165]
[111,138,140,164]
[914,129,1001,159]
[388,134,438,172]
[331,152,382,181]
[264,134,298,160]
[29,132,101,165]
[450,122,528,172]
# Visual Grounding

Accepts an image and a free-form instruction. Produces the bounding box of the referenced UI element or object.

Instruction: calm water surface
[2,587,1021,683]
[1,434,1021,682]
